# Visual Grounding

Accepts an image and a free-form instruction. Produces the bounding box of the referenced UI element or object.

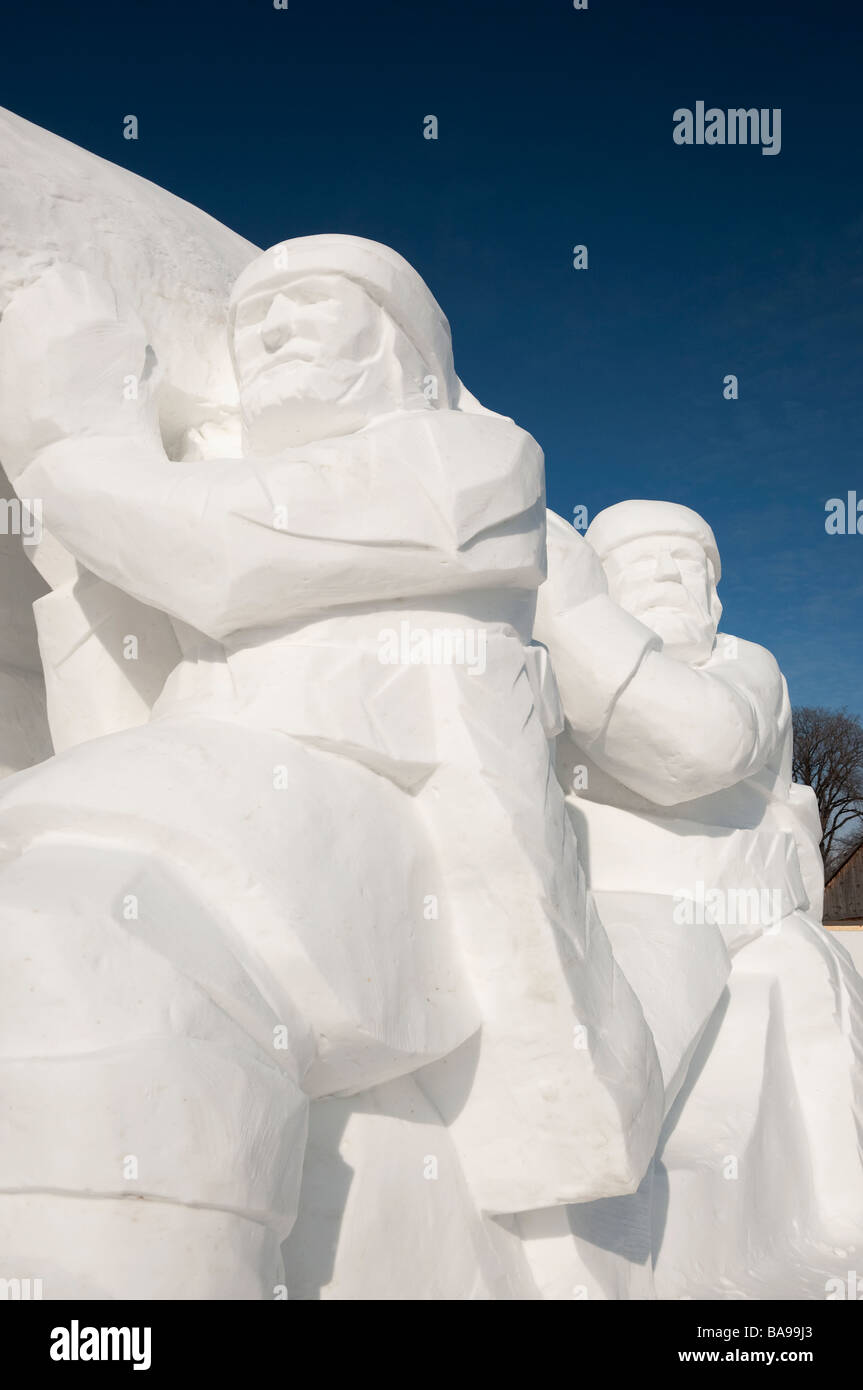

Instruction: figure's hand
[562,530,607,604]
[542,510,608,614]
[0,263,161,480]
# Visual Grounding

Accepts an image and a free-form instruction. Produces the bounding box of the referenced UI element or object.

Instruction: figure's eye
[234,299,266,330]
[298,293,338,309]
[287,282,339,307]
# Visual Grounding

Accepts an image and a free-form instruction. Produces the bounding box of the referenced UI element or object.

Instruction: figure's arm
[536,512,786,805]
[2,266,544,640]
[21,413,544,641]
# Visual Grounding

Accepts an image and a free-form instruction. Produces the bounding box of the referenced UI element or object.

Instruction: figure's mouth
[635,601,706,631]
[251,352,319,383]
[639,595,687,614]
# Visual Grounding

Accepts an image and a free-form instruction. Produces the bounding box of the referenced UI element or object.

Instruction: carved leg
[0,840,308,1299]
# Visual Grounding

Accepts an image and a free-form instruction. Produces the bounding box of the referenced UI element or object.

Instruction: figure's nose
[260,294,294,353]
[653,549,681,582]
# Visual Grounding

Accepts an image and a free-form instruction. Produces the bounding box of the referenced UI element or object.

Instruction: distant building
[824,841,863,928]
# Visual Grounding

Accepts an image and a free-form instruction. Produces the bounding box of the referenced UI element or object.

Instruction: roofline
[825,838,863,886]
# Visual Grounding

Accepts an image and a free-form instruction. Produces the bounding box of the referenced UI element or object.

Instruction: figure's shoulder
[545,508,587,549]
[712,633,786,702]
[362,411,544,548]
[716,633,777,670]
[367,407,542,470]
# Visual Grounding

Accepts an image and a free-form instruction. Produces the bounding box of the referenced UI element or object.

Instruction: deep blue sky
[2,0,861,714]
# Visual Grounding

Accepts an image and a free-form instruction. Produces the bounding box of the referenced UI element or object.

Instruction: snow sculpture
[0,104,256,758]
[532,504,863,1297]
[0,104,858,1302]
[0,214,662,1297]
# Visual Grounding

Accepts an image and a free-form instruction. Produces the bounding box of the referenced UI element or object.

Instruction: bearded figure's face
[602,534,721,665]
[231,272,422,450]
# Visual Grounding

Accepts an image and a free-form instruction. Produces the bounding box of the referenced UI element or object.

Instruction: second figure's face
[603,534,720,665]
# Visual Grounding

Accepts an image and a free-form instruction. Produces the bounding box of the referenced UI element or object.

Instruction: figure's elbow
[642,717,761,806]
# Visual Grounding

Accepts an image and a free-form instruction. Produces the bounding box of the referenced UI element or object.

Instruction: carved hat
[229,234,487,412]
[585,500,721,581]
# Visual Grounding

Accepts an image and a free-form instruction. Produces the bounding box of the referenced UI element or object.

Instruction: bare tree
[792,706,863,869]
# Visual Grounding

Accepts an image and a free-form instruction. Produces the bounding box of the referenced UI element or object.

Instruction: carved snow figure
[0,232,661,1298]
[531,503,863,1298]
[5,106,855,1303]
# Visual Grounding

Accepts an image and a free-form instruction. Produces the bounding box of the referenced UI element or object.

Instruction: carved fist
[0,262,161,480]
[542,510,609,613]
